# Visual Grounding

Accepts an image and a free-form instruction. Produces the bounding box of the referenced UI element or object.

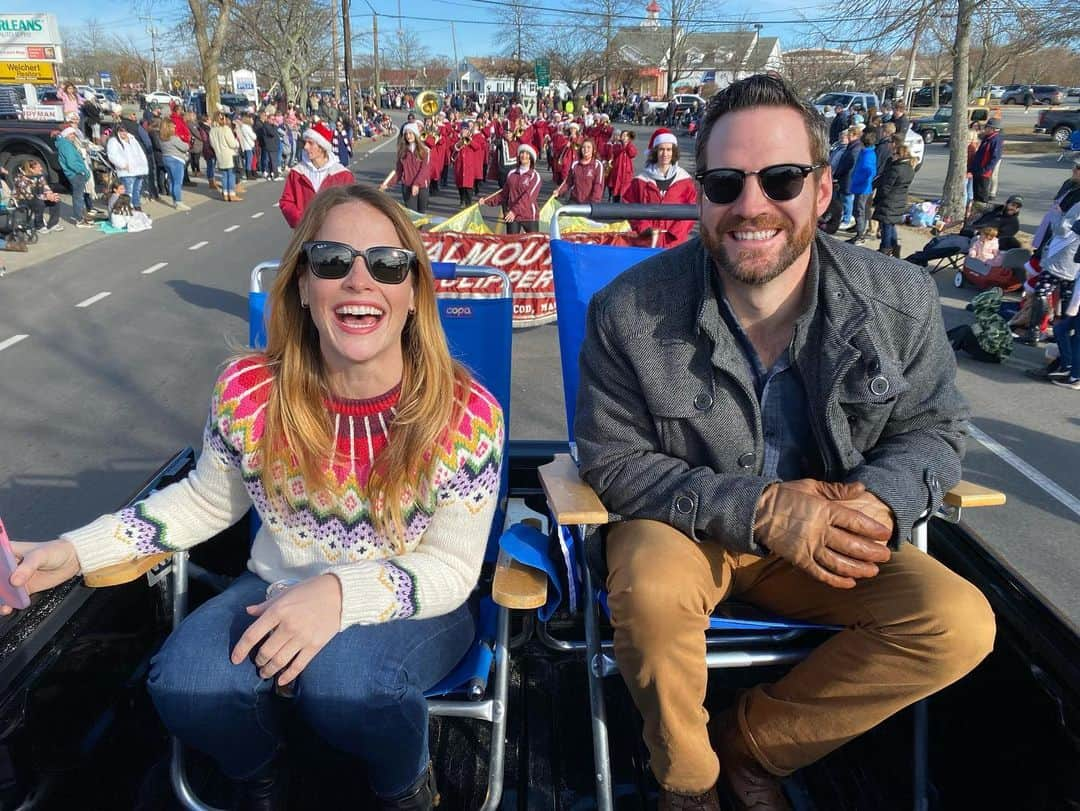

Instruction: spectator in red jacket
[279,122,354,228]
[623,127,698,248]
[607,129,638,202]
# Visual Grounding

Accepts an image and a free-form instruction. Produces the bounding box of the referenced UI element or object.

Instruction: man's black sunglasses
[695,163,824,205]
[301,241,417,283]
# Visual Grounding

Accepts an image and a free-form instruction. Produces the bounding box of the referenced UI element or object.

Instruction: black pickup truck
[0,118,67,188]
[1034,108,1080,145]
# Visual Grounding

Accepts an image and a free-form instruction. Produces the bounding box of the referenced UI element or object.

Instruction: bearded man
[574,74,995,811]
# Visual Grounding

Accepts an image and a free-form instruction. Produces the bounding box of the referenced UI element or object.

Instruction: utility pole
[342,0,354,124]
[363,0,380,106]
[450,21,459,95]
[331,0,340,96]
[140,15,161,91]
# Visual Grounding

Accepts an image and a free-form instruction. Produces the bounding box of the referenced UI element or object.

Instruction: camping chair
[541,203,1005,811]
[82,261,546,811]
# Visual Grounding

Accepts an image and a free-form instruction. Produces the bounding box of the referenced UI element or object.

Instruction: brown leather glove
[754,479,893,589]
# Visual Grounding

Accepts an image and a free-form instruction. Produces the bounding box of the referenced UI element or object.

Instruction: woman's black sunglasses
[695,163,824,205]
[301,241,417,283]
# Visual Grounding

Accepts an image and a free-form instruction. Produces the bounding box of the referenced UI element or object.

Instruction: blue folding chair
[541,204,1007,811]
[83,261,544,811]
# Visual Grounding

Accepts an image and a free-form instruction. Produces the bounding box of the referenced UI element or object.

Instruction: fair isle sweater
[63,356,505,630]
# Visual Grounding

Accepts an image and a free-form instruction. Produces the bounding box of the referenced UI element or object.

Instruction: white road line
[251,212,264,219]
[969,423,1080,519]
[364,137,396,158]
[224,225,240,232]
[76,292,111,308]
[272,202,280,207]
[189,241,209,250]
[0,334,29,352]
[141,262,168,275]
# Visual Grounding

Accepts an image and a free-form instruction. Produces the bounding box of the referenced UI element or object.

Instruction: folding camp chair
[541,204,1005,811]
[83,261,545,811]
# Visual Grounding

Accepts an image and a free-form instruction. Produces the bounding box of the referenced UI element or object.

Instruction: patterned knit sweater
[63,356,505,629]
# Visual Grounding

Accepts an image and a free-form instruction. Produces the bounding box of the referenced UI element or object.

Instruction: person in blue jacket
[53,127,95,228]
[848,129,878,244]
[832,126,863,228]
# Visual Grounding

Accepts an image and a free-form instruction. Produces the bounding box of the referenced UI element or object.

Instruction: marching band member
[555,138,605,204]
[556,122,582,187]
[471,120,489,195]
[452,122,484,208]
[623,127,697,248]
[480,143,543,233]
[378,122,431,214]
[607,129,638,202]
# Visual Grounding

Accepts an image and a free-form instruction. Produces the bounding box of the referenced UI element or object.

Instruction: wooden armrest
[944,481,1006,509]
[538,454,610,526]
[492,549,548,610]
[83,552,172,588]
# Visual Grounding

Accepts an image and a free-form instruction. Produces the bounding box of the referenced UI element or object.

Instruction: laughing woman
[7,185,504,811]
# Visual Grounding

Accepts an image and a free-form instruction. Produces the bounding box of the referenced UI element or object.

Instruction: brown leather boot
[711,712,790,811]
[208,178,219,190]
[658,785,722,811]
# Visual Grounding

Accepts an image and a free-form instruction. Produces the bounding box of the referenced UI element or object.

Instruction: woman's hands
[503,210,517,223]
[3,539,82,615]
[231,573,343,687]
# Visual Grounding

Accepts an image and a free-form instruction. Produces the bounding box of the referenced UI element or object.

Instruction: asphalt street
[0,115,1076,632]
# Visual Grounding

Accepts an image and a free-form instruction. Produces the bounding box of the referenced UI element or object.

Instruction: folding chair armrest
[538,454,610,526]
[83,552,172,588]
[492,549,548,610]
[943,480,1006,509]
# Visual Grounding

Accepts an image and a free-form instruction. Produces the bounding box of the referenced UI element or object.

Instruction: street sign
[99,71,111,81]
[534,58,550,88]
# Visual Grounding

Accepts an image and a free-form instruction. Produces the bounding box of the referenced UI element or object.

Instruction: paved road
[1,117,1076,633]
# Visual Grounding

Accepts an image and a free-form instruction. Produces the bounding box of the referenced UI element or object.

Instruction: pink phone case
[0,518,32,610]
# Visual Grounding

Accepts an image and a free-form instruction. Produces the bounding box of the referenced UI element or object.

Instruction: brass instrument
[417,90,442,118]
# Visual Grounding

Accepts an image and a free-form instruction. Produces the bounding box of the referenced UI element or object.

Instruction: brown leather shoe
[658,785,722,811]
[711,712,791,811]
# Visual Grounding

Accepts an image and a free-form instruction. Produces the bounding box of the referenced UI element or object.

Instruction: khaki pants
[606,519,996,795]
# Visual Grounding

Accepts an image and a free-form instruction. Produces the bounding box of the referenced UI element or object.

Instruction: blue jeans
[205,156,216,184]
[163,156,185,203]
[1053,314,1080,377]
[220,167,236,194]
[147,572,474,796]
[842,193,854,223]
[67,172,88,220]
[121,175,144,208]
[243,149,254,175]
[879,222,898,250]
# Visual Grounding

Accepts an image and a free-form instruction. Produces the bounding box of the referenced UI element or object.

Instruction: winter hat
[649,128,678,150]
[60,126,78,139]
[303,121,334,153]
[517,143,537,161]
[402,122,421,138]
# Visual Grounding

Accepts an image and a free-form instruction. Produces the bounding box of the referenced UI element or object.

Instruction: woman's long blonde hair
[258,184,469,547]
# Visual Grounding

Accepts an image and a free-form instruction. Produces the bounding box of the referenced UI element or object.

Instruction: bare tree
[186,0,236,113]
[663,0,708,98]
[229,0,333,106]
[594,0,634,98]
[493,0,535,98]
[384,27,430,73]
[540,39,603,104]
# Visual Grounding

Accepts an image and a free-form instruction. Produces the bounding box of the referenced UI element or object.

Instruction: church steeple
[642,0,661,28]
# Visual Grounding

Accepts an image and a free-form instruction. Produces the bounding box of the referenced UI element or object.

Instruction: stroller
[87,144,117,208]
[0,180,37,245]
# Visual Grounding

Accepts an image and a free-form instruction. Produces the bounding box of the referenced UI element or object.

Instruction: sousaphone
[417,90,442,118]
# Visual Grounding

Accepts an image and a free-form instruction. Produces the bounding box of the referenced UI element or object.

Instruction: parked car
[912,105,992,144]
[812,91,882,118]
[1034,108,1080,146]
[1002,85,1064,105]
[143,90,183,108]
[986,85,1005,100]
[668,93,706,119]
[913,84,952,107]
[218,93,253,113]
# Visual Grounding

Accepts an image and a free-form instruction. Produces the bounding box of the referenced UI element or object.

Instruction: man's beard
[701,212,815,287]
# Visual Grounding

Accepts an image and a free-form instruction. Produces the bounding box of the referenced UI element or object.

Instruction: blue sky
[22,0,822,65]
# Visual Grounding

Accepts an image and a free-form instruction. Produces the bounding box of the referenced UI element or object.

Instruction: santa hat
[303,122,334,153]
[517,143,537,161]
[649,128,678,150]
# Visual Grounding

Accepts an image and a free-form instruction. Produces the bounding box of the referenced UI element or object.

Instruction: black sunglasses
[301,241,417,283]
[695,163,824,205]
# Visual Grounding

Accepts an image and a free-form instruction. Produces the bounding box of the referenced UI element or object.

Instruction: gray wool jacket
[574,233,970,553]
